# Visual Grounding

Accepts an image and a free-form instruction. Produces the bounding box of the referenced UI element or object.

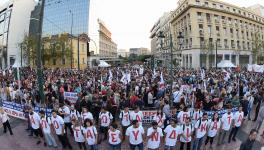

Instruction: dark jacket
[239,139,255,150]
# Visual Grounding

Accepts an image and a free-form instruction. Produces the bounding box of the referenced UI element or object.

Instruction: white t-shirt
[130,111,143,126]
[0,112,9,123]
[51,115,65,135]
[221,113,233,131]
[83,126,97,145]
[192,110,203,122]
[153,113,166,128]
[108,129,122,145]
[126,126,145,145]
[164,125,183,146]
[63,106,71,123]
[147,127,163,149]
[72,125,85,142]
[180,124,194,142]
[194,119,208,138]
[70,110,80,121]
[233,111,244,127]
[207,120,221,137]
[29,112,41,129]
[40,116,51,133]
[177,111,191,124]
[173,91,182,103]
[99,111,113,127]
[119,111,131,127]
[81,112,94,121]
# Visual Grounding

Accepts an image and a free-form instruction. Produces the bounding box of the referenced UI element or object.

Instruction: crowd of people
[0,66,264,150]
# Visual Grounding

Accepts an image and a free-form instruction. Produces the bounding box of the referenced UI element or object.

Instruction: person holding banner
[0,107,13,135]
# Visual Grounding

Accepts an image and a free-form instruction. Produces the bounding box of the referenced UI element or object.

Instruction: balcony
[215,19,220,24]
[237,46,241,49]
[199,30,204,36]
[225,45,229,49]
[207,19,212,24]
[198,18,203,22]
[217,33,220,37]
[231,34,234,38]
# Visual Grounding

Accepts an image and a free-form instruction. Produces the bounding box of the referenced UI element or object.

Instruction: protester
[239,129,258,150]
[99,107,113,142]
[217,106,233,145]
[153,108,165,128]
[29,107,44,145]
[119,106,131,141]
[180,117,194,150]
[0,107,13,135]
[108,123,122,150]
[71,119,87,150]
[83,119,98,150]
[146,121,163,150]
[204,112,220,149]
[164,118,183,150]
[255,105,264,131]
[126,120,145,150]
[229,106,244,142]
[193,113,208,150]
[130,106,143,126]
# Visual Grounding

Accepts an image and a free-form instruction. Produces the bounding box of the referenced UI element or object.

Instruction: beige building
[117,49,129,58]
[129,47,150,56]
[152,0,264,68]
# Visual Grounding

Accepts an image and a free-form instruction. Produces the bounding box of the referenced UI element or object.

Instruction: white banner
[64,92,78,104]
[3,107,26,120]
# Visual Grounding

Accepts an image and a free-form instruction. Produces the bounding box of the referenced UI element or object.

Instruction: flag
[108,69,113,83]
[139,67,144,75]
[201,69,205,80]
[159,72,165,89]
[153,69,157,78]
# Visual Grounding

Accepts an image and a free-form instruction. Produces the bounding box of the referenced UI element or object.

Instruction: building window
[199,24,203,29]
[220,5,223,8]
[231,40,235,48]
[206,13,211,22]
[204,1,208,6]
[53,59,56,65]
[208,25,212,35]
[197,12,202,20]
[213,3,216,8]
[224,39,228,48]
[83,58,85,64]
[233,8,236,12]
[223,27,227,35]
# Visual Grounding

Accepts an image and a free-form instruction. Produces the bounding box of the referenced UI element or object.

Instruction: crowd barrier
[1,101,238,124]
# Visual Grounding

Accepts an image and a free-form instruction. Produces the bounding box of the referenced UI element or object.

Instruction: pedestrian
[217,106,233,145]
[83,119,98,150]
[126,120,145,150]
[81,107,94,123]
[191,105,203,125]
[70,104,81,122]
[0,107,13,135]
[260,131,264,150]
[28,107,44,145]
[99,107,113,142]
[193,113,208,150]
[39,110,57,148]
[153,108,165,128]
[119,105,131,141]
[177,106,191,125]
[71,119,87,150]
[229,106,244,143]
[108,122,122,150]
[204,112,221,149]
[247,93,254,120]
[146,121,163,150]
[255,105,264,131]
[51,110,72,149]
[130,106,143,126]
[180,117,194,150]
[164,119,183,150]
[239,129,258,150]
[61,101,73,135]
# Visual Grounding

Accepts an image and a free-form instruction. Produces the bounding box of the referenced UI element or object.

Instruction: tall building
[248,4,264,17]
[117,49,129,58]
[0,0,36,69]
[129,47,150,56]
[29,0,90,69]
[152,0,264,68]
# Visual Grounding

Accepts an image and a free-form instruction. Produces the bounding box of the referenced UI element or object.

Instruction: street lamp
[69,10,73,69]
[157,31,184,96]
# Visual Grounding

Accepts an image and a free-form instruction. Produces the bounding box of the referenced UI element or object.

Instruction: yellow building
[42,33,89,69]
[152,0,264,68]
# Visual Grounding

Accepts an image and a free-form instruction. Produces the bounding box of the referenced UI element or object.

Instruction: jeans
[165,145,175,150]
[217,129,229,145]
[205,136,215,145]
[90,144,98,150]
[77,142,87,150]
[130,143,143,150]
[43,132,57,147]
[109,143,121,150]
[3,120,13,135]
[228,126,240,141]
[192,137,204,150]
[57,134,72,149]
[180,142,191,150]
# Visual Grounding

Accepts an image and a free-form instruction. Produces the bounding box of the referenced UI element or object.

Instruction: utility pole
[77,35,80,70]
[36,0,45,103]
[70,10,73,69]
[169,33,173,95]
[215,40,218,69]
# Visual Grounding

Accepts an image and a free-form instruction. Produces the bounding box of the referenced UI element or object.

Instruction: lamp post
[215,40,218,69]
[35,0,45,103]
[157,31,184,96]
[69,10,73,69]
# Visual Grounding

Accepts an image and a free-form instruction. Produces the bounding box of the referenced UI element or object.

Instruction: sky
[1,0,264,51]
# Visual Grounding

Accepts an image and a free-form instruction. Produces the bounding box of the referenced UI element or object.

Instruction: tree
[20,35,38,67]
[252,32,264,64]
[201,39,214,68]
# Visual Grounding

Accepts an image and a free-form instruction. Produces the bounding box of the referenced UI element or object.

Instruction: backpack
[183,124,193,131]
[197,118,207,128]
[121,111,130,121]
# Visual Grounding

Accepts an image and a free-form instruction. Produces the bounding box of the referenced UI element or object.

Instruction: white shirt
[153,113,165,128]
[83,126,97,145]
[70,110,80,121]
[233,111,244,127]
[180,124,194,142]
[63,106,71,123]
[207,120,221,137]
[0,112,9,123]
[40,116,51,133]
[119,111,131,127]
[194,119,208,138]
[108,129,122,145]
[72,125,85,142]
[192,110,203,122]
[173,91,182,103]
[126,126,145,145]
[164,125,182,146]
[51,115,65,135]
[99,111,113,127]
[130,111,143,126]
[221,113,233,131]
[177,111,191,124]
[147,127,163,149]
[81,112,94,121]
[29,112,41,129]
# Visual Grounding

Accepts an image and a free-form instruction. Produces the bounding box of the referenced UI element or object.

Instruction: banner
[247,64,264,73]
[2,101,52,120]
[64,92,78,104]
